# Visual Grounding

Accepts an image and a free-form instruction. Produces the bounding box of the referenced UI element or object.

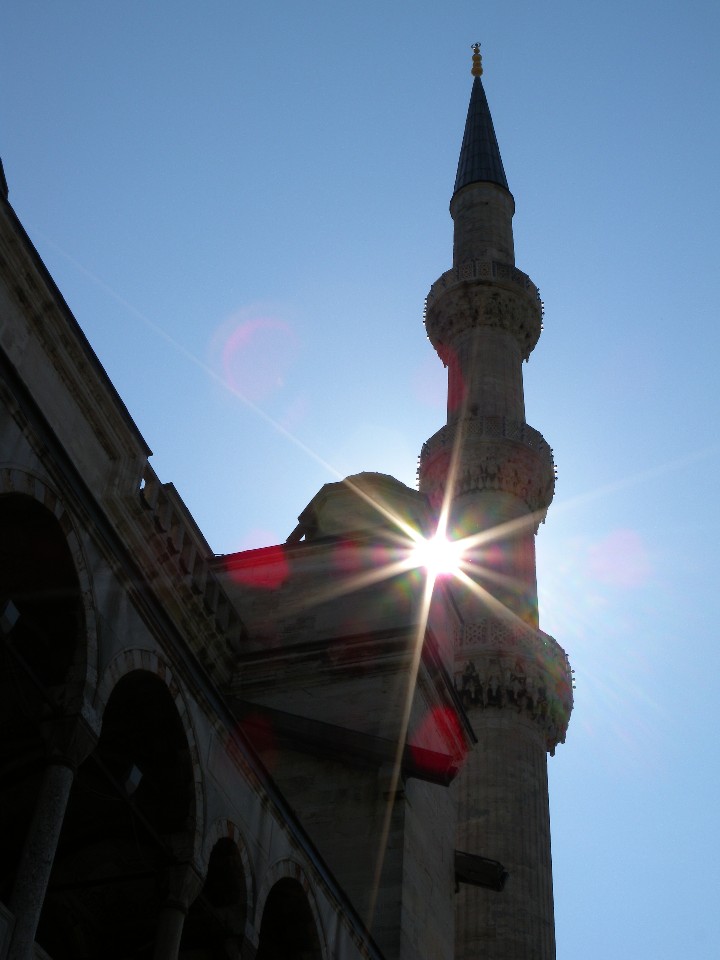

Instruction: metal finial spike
[471,42,483,77]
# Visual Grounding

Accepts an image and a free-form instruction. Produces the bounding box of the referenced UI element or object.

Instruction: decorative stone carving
[418,418,556,518]
[454,625,573,754]
[422,417,552,460]
[424,260,543,361]
[459,261,474,281]
[139,462,246,669]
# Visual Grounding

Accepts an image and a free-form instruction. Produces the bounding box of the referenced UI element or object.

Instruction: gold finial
[471,42,483,77]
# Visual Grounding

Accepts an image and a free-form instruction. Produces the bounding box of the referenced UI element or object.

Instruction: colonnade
[0,491,323,960]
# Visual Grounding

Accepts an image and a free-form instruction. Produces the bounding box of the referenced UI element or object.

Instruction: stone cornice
[0,343,245,690]
[0,201,243,682]
[424,259,543,361]
[137,462,246,677]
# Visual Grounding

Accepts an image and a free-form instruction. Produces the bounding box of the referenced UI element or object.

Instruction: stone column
[153,903,187,960]
[153,864,203,960]
[7,717,97,960]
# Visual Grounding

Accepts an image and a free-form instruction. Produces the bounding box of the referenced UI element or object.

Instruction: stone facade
[0,180,391,960]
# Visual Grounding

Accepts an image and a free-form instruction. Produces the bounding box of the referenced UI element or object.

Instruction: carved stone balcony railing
[420,417,553,465]
[426,259,541,307]
[424,259,544,360]
[418,417,556,517]
[454,620,573,754]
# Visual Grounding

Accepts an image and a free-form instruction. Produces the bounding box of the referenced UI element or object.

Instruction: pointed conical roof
[453,75,509,196]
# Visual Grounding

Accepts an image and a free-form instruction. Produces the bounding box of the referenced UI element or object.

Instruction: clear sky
[3,2,720,957]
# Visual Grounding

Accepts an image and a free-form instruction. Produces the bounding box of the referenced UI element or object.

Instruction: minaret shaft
[450,491,540,626]
[451,182,516,266]
[455,714,556,960]
[419,53,572,960]
[446,326,526,424]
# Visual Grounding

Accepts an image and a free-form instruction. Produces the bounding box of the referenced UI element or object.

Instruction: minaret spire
[418,48,573,960]
[454,44,509,195]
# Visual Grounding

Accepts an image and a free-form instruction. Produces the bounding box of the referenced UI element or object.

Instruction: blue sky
[3,2,720,957]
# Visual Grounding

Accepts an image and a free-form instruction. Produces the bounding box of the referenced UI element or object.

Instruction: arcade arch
[0,492,86,907]
[35,670,199,958]
[180,836,249,958]
[256,866,324,960]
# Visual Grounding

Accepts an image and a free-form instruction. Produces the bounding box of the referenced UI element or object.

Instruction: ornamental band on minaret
[418,46,573,959]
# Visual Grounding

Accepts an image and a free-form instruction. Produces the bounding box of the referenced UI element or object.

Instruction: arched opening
[35,670,197,959]
[0,494,83,906]
[256,878,322,960]
[179,837,248,958]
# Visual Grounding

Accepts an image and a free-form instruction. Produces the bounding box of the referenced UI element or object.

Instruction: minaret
[418,46,573,959]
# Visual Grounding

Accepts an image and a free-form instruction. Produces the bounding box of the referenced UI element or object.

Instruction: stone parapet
[418,418,556,517]
[454,621,573,754]
[138,461,245,674]
[424,260,543,361]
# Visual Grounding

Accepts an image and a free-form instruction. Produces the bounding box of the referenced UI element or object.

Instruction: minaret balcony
[424,259,543,361]
[454,623,573,754]
[418,416,556,519]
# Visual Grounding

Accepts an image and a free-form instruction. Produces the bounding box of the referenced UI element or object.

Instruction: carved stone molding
[424,260,543,361]
[421,417,553,462]
[454,624,573,754]
[139,462,246,671]
[429,258,540,300]
[456,620,568,672]
[418,418,556,517]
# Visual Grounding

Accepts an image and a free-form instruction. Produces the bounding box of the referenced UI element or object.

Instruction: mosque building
[0,46,572,960]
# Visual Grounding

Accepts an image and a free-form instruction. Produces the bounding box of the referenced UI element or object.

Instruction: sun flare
[410,533,466,578]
